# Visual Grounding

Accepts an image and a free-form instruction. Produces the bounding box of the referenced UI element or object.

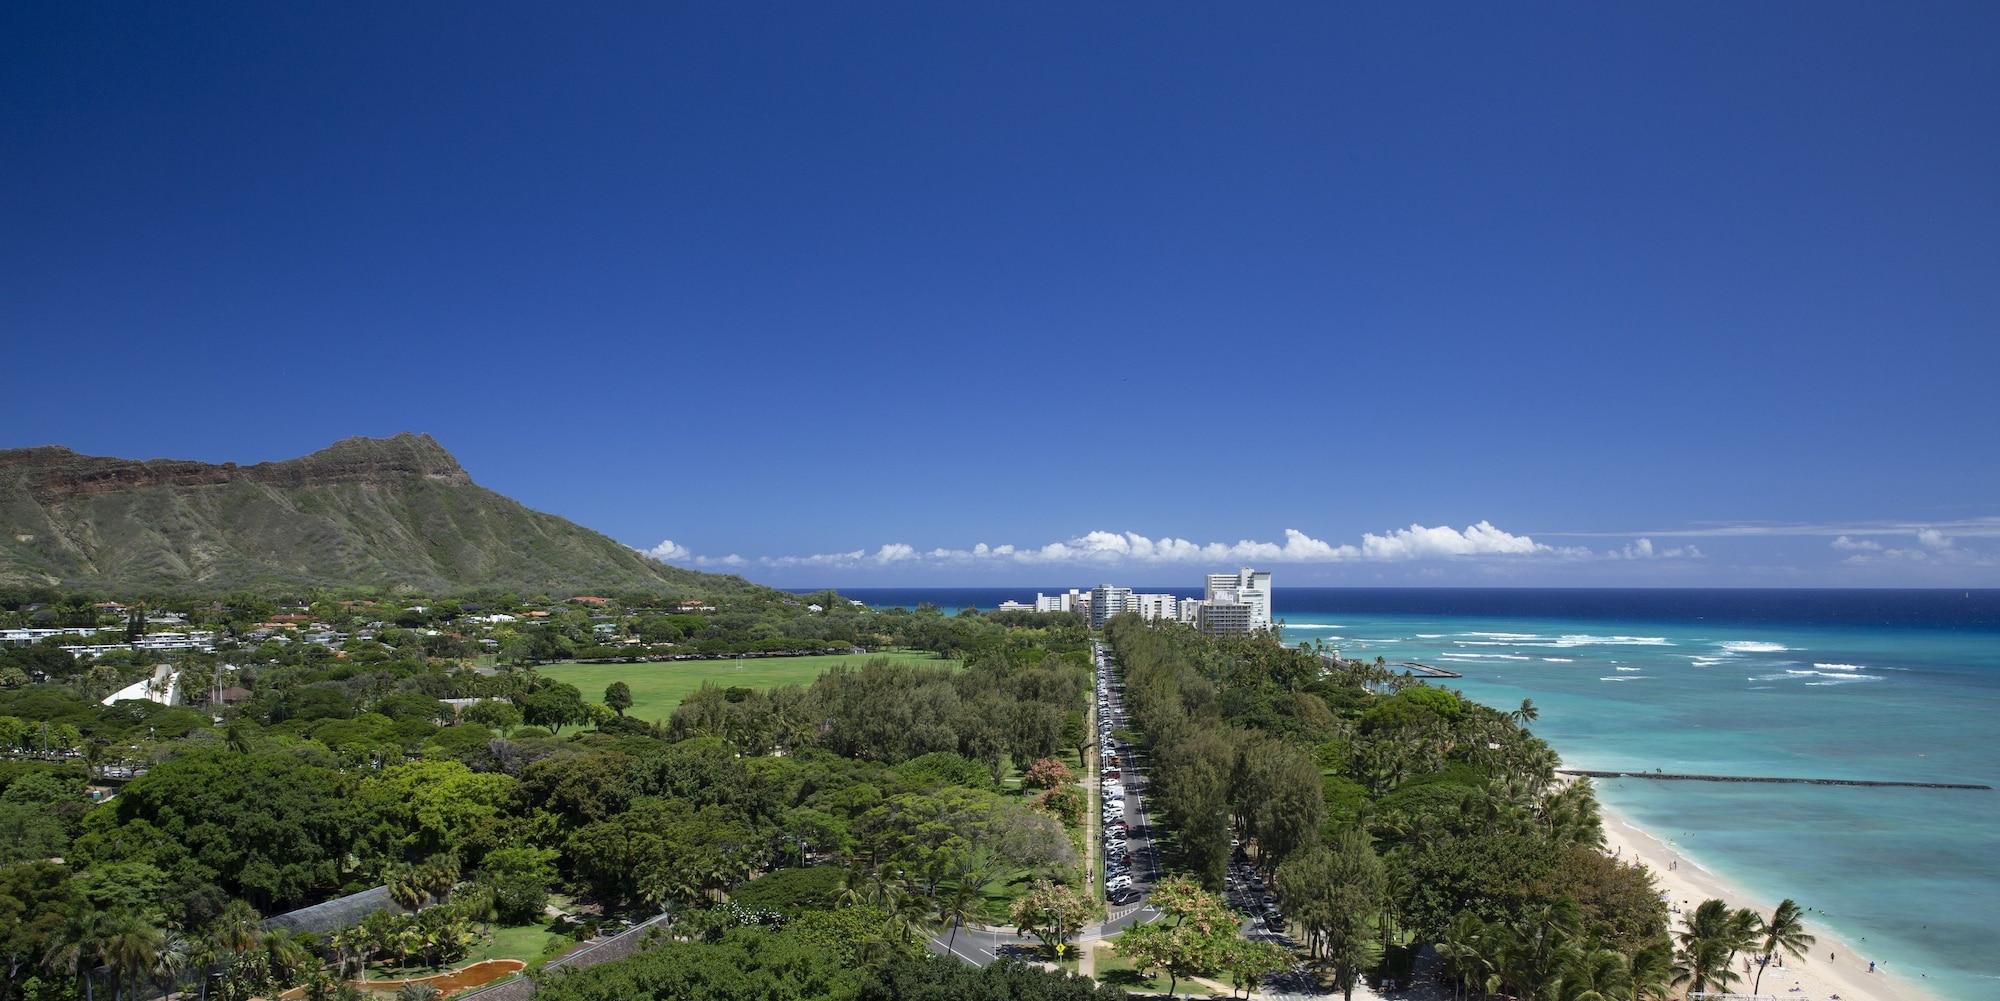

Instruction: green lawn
[463,923,574,971]
[365,922,572,979]
[539,650,959,722]
[1095,941,1216,996]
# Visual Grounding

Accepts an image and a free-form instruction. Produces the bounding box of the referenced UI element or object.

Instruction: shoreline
[1597,801,1943,1001]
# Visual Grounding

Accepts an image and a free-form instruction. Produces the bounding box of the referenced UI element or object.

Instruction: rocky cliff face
[0,433,472,501]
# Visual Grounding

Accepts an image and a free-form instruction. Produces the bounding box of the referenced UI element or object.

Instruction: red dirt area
[350,959,527,996]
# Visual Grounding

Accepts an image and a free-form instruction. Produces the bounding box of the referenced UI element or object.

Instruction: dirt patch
[350,959,527,996]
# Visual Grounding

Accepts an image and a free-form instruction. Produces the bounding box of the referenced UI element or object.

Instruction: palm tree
[883,884,933,945]
[356,910,400,977]
[395,926,423,971]
[455,883,499,938]
[1673,899,1759,997]
[327,928,356,980]
[1434,913,1492,1001]
[99,916,162,1001]
[1496,902,1581,1001]
[1510,698,1540,727]
[386,868,427,912]
[1750,899,1815,994]
[1537,778,1606,849]
[1552,947,1631,1001]
[417,857,460,906]
[42,911,103,1001]
[187,937,221,1001]
[836,866,885,909]
[150,931,190,1001]
[209,902,262,959]
[1629,940,1675,1001]
[261,931,312,992]
[936,877,979,951]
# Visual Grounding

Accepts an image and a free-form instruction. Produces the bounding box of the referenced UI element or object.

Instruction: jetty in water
[1321,653,1463,679]
[1397,661,1462,679]
[1559,768,1991,791]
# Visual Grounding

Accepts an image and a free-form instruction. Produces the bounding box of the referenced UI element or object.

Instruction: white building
[1204,568,1272,631]
[1034,589,1086,613]
[2,626,112,646]
[996,599,1035,613]
[1088,585,1132,628]
[1129,593,1182,622]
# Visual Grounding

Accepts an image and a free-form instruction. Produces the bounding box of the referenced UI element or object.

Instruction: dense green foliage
[1104,614,1671,1000]
[0,574,1800,1001]
[0,588,1097,1001]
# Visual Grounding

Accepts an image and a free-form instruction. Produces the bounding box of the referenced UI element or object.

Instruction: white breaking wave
[1460,631,1544,639]
[1718,640,1790,654]
[1687,655,1726,666]
[1600,675,1649,682]
[1415,634,1446,639]
[1283,624,1345,630]
[1542,657,1575,663]
[1555,634,1673,647]
[1755,668,1881,683]
[1453,634,1672,649]
[1813,662,1871,671]
[1440,652,1533,661]
[1615,666,1642,672]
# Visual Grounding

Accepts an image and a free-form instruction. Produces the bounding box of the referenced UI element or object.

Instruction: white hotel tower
[1204,568,1273,632]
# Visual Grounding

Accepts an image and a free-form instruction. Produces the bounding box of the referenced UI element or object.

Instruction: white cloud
[695,553,747,568]
[1606,537,1705,560]
[644,539,693,562]
[1841,527,1994,568]
[739,521,1610,569]
[1548,516,2000,540]
[1358,521,1547,560]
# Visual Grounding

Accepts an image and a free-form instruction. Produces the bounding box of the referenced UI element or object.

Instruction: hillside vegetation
[0,433,753,597]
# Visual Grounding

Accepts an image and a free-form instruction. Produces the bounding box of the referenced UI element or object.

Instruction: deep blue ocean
[813,588,2000,999]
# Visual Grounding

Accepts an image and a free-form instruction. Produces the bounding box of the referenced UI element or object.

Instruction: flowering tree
[1024,757,1075,791]
[1010,879,1093,957]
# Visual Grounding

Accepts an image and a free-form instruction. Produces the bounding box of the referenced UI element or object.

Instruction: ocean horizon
[817,587,2000,1001]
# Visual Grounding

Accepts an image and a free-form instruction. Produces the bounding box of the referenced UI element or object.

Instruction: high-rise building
[1034,589,1085,613]
[1130,593,1181,621]
[1088,585,1132,628]
[1204,568,1272,631]
[1196,600,1253,636]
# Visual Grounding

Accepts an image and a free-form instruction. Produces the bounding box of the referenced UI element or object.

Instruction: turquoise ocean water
[1274,607,1999,1001]
[828,587,2000,999]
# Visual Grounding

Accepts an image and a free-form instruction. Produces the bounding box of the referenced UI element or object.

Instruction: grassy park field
[539,650,959,722]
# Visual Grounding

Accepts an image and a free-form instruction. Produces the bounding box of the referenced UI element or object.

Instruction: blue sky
[4,3,1997,587]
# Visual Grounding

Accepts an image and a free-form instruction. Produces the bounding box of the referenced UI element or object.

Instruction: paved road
[926,641,1168,966]
[927,641,1345,997]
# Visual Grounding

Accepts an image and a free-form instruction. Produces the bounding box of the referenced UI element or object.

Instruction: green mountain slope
[0,433,754,597]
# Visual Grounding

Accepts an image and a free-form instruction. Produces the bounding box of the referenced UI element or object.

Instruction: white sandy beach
[1601,806,1941,1001]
